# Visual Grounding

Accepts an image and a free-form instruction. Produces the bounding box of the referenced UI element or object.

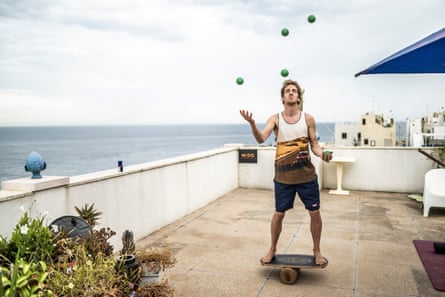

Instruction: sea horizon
[0,123,334,187]
[0,122,406,188]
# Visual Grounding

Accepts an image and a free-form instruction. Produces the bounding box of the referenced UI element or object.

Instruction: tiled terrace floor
[137,188,445,297]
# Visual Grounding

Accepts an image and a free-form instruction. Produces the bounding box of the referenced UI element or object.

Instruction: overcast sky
[0,0,444,126]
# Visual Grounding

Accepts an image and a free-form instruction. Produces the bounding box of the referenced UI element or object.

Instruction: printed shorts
[274,177,320,212]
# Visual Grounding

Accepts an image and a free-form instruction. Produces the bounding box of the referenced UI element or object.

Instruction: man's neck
[283,104,301,117]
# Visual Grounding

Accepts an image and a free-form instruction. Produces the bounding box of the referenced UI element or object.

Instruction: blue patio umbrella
[355,27,445,77]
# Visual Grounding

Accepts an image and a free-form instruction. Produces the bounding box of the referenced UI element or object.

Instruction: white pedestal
[2,176,69,192]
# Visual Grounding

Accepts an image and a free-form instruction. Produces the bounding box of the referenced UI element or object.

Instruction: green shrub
[0,255,49,297]
[44,244,128,297]
[3,212,55,265]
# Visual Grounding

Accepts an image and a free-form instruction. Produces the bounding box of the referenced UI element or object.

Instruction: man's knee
[309,209,320,215]
[309,209,322,220]
[273,211,286,221]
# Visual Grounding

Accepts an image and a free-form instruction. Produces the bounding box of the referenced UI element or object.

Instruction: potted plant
[136,247,176,274]
[74,203,102,227]
[134,247,176,285]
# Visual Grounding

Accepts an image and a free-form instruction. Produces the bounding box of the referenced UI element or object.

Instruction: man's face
[283,85,300,106]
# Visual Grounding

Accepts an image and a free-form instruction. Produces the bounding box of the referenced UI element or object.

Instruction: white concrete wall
[322,146,436,193]
[0,148,239,250]
[238,146,275,190]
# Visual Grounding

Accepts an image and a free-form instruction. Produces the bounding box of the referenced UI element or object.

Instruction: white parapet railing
[236,145,437,193]
[322,146,436,193]
[0,147,239,249]
[0,145,437,249]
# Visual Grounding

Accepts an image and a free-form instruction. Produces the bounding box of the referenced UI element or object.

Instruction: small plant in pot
[74,203,103,227]
[75,203,116,259]
[136,247,176,274]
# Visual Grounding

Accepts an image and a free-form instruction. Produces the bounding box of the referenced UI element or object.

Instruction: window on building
[357,133,361,141]
[341,132,347,139]
[364,138,369,145]
[362,118,366,125]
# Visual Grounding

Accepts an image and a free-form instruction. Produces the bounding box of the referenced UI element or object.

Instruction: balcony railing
[0,145,437,249]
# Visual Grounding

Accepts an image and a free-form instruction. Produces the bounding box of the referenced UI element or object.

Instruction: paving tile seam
[232,218,251,233]
[168,241,225,250]
[165,211,209,235]
[255,269,275,297]
[284,222,304,252]
[406,205,425,241]
[355,288,421,297]
[168,240,262,255]
[292,282,355,293]
[258,277,357,296]
[176,266,260,279]
[187,252,211,273]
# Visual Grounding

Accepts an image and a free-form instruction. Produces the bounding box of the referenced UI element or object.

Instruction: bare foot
[313,250,327,267]
[260,251,276,264]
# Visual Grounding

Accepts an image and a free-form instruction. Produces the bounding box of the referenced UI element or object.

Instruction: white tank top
[277,112,308,142]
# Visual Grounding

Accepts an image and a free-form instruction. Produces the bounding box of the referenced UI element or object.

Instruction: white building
[335,122,361,146]
[335,112,396,147]
[406,108,445,146]
[406,118,424,147]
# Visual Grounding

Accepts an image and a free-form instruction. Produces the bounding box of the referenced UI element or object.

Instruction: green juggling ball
[281,28,289,37]
[280,69,289,77]
[308,14,316,23]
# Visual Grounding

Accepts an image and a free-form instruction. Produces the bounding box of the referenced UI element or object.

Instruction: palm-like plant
[75,203,102,227]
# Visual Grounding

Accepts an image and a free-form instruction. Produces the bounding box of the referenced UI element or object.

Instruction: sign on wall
[239,149,258,163]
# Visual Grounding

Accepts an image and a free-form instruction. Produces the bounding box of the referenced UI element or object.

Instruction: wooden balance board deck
[261,254,328,284]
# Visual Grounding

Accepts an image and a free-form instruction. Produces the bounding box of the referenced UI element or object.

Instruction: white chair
[423,168,445,217]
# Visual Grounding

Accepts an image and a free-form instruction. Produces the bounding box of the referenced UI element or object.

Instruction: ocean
[0,123,336,187]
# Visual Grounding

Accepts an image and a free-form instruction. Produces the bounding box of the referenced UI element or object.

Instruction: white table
[329,156,356,195]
